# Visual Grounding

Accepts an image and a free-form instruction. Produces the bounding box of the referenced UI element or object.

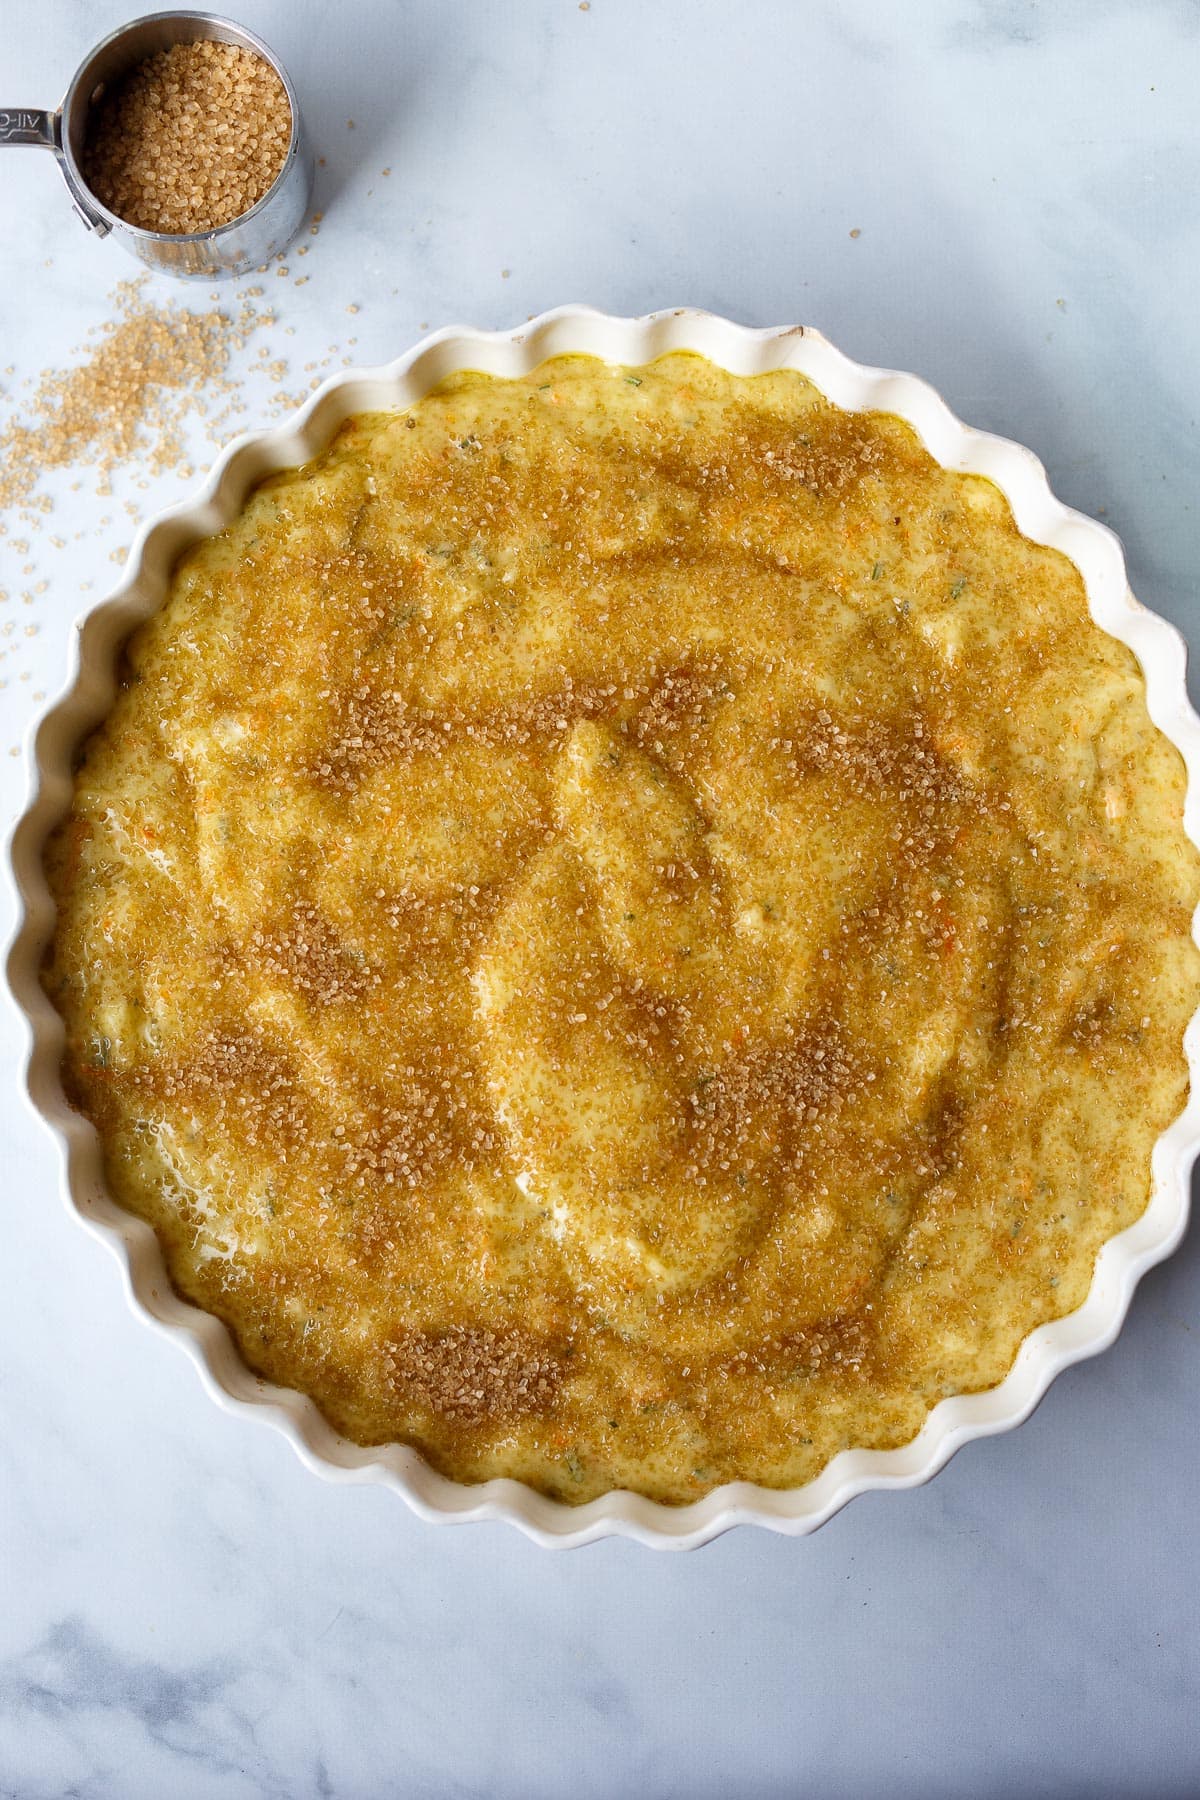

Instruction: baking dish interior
[9,307,1200,1549]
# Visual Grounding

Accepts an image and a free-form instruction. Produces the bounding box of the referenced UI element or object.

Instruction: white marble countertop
[2,1,1199,1794]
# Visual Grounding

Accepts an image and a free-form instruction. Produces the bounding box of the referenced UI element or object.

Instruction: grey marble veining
[2,2,1199,1795]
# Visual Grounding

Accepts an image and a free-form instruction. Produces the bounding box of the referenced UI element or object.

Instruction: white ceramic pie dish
[8,306,1200,1549]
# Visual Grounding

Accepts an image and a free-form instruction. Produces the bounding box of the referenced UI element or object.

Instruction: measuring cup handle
[0,109,58,148]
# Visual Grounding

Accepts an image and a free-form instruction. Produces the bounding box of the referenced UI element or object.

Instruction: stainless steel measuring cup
[0,10,312,280]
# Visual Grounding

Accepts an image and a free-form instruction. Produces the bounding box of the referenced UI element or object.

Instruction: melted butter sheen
[45,355,1200,1504]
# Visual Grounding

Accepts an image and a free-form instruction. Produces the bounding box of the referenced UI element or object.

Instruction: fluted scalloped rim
[7,307,1200,1550]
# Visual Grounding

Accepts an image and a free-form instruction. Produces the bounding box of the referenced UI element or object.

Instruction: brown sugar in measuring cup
[0,11,312,279]
[82,38,293,235]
